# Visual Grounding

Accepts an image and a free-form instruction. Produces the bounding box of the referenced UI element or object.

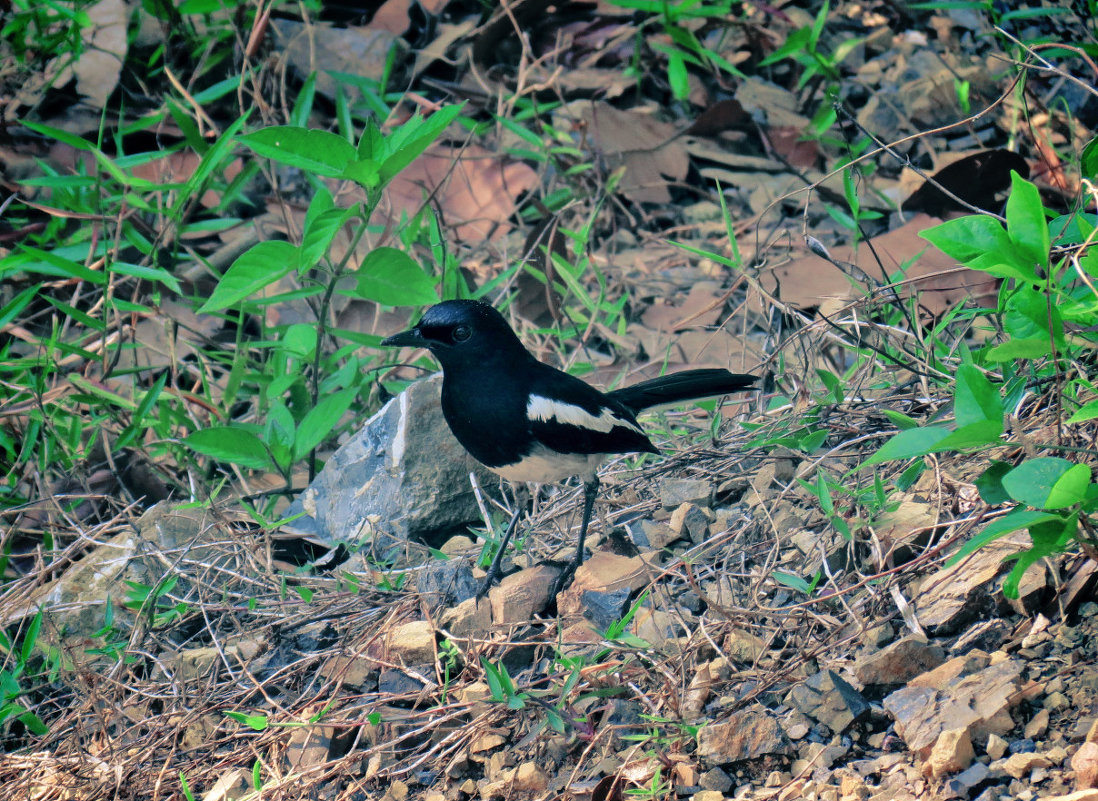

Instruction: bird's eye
[452,325,472,343]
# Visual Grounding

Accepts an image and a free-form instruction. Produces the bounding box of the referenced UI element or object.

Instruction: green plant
[606,0,745,101]
[0,609,52,736]
[862,169,1098,597]
[624,765,672,800]
[184,104,464,478]
[439,638,460,703]
[758,1,863,139]
[123,575,189,628]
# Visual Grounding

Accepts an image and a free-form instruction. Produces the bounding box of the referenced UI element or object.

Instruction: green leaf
[975,461,1013,505]
[18,711,49,736]
[224,711,270,731]
[1044,463,1093,509]
[380,105,464,186]
[1002,516,1076,598]
[1002,457,1083,509]
[300,205,358,269]
[667,50,689,100]
[947,507,1062,565]
[185,427,273,470]
[932,420,1003,450]
[880,409,918,430]
[110,261,183,294]
[1006,171,1049,269]
[198,241,299,313]
[865,426,951,465]
[294,388,356,460]
[920,215,1013,264]
[346,247,438,306]
[282,323,318,360]
[1082,136,1098,181]
[962,250,1040,284]
[238,127,357,176]
[984,337,1053,361]
[953,365,1001,427]
[18,245,107,285]
[1068,399,1098,424]
[1002,286,1062,344]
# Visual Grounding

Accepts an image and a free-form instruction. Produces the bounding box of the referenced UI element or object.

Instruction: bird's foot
[474,564,502,605]
[546,558,581,599]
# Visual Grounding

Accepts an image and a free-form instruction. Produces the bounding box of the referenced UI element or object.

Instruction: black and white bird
[381,299,757,599]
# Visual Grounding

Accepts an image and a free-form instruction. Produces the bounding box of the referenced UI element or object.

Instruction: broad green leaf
[300,205,358,269]
[964,250,1040,284]
[1002,517,1076,598]
[1044,463,1092,509]
[185,427,273,470]
[265,402,296,452]
[1002,457,1081,509]
[932,419,1003,451]
[294,388,356,460]
[238,127,356,176]
[953,365,1001,428]
[282,323,317,360]
[920,215,1013,263]
[224,711,270,730]
[947,507,1062,565]
[975,461,1013,505]
[1006,171,1049,269]
[346,247,438,306]
[1067,399,1098,424]
[341,159,382,189]
[378,105,465,185]
[985,337,1053,361]
[1002,287,1062,344]
[880,409,918,430]
[865,426,951,465]
[1082,135,1098,181]
[198,240,299,313]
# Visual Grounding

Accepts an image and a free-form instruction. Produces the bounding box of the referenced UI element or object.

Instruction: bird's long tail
[607,369,757,413]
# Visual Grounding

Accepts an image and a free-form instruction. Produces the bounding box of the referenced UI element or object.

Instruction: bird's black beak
[380,327,424,348]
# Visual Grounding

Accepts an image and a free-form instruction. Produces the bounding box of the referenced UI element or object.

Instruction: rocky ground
[7,376,1097,801]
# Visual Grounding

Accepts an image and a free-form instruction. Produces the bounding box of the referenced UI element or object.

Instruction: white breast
[490,445,605,484]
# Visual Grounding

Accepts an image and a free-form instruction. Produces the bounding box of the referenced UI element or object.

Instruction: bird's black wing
[523,364,658,456]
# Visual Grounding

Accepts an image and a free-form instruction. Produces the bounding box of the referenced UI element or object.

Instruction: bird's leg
[548,477,599,598]
[475,484,528,603]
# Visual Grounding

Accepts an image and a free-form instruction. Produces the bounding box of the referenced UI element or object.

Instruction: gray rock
[787,670,869,734]
[581,587,632,631]
[660,478,713,508]
[280,374,494,562]
[416,559,477,606]
[378,668,429,696]
[699,767,733,793]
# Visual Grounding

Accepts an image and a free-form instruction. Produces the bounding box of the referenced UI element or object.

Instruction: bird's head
[381,300,526,369]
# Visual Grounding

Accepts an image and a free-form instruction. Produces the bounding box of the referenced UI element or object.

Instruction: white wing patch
[526,395,643,435]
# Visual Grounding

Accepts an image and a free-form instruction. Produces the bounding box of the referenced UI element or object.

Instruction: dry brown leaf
[379,145,538,243]
[640,283,724,331]
[56,0,128,108]
[577,102,688,204]
[272,20,406,101]
[371,0,412,36]
[764,213,998,316]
